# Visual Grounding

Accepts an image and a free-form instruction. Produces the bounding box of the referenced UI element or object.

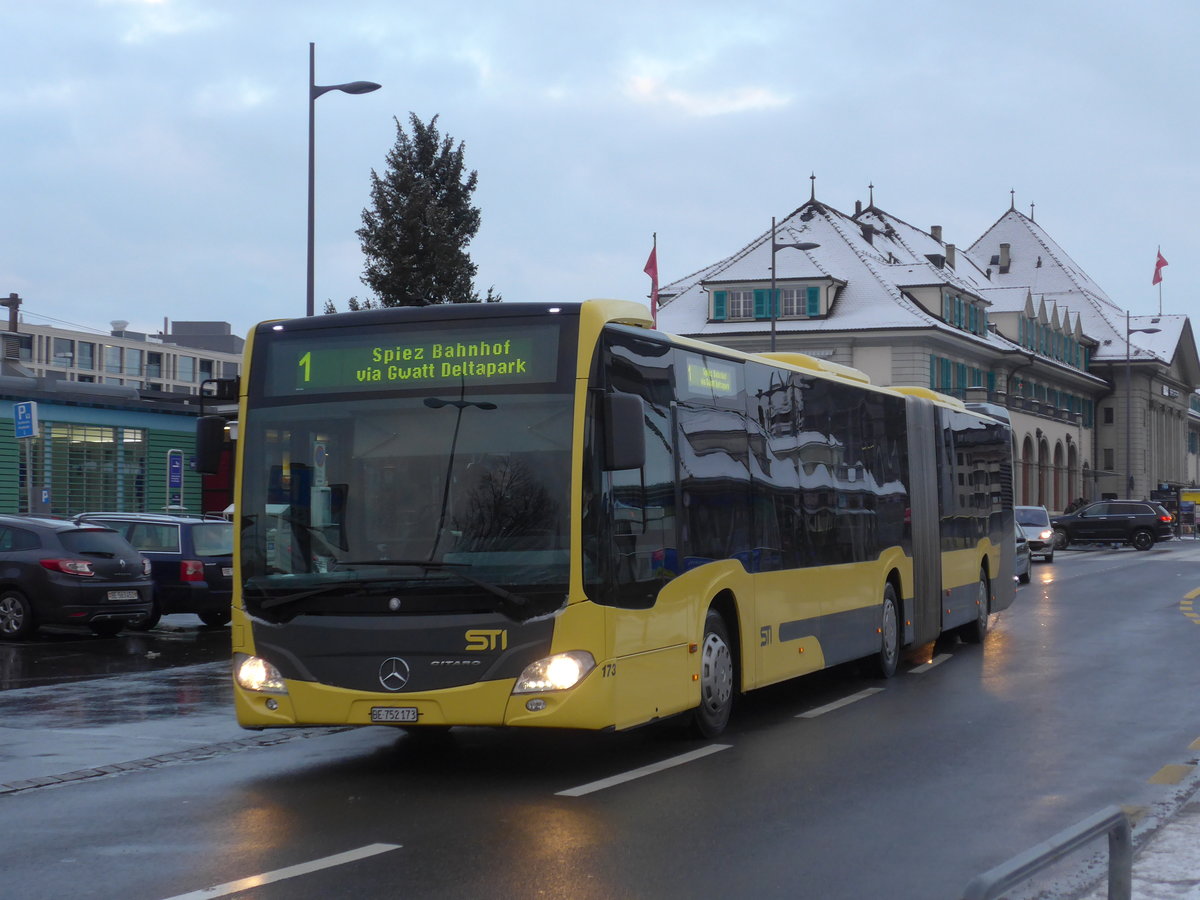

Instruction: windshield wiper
[252,577,399,611]
[335,559,535,619]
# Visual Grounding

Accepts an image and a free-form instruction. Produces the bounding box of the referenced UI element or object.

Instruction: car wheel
[0,589,37,640]
[960,570,990,644]
[1052,528,1070,550]
[90,620,125,637]
[129,602,161,631]
[1131,529,1154,551]
[198,611,231,627]
[868,582,901,678]
[1042,552,1054,563]
[692,608,735,738]
[1018,569,1030,584]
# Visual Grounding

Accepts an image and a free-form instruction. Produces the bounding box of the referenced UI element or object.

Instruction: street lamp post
[1125,310,1161,499]
[307,42,381,317]
[769,216,819,352]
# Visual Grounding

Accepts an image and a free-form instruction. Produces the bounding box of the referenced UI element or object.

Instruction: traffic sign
[13,401,37,440]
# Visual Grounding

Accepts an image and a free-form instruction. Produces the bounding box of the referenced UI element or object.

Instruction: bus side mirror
[604,393,645,471]
[195,415,228,474]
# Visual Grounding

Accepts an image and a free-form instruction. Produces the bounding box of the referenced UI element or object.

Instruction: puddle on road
[0,622,233,727]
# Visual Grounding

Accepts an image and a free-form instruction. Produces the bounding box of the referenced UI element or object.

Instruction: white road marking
[796,686,885,718]
[160,843,402,900]
[557,744,732,797]
[909,653,953,673]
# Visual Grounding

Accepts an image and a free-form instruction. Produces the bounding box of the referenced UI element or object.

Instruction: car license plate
[370,707,418,723]
[107,590,138,601]
[222,567,233,577]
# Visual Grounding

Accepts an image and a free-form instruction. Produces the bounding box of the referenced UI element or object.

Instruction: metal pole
[769,217,777,353]
[306,42,317,318]
[1125,311,1132,499]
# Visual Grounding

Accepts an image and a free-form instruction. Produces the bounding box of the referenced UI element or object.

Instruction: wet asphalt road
[1,542,1200,899]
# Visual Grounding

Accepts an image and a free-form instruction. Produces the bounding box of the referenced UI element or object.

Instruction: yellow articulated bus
[196,299,1014,737]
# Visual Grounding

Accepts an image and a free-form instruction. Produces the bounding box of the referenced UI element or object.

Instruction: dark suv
[1050,501,1174,551]
[75,513,234,628]
[0,515,153,639]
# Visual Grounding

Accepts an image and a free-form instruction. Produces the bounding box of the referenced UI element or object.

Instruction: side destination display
[263,322,561,395]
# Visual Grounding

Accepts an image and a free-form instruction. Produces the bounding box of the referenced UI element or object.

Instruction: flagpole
[1158,245,1162,315]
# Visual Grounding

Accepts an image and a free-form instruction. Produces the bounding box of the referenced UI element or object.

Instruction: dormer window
[710,284,825,322]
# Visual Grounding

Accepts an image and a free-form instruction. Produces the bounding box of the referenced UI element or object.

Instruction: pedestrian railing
[962,805,1131,900]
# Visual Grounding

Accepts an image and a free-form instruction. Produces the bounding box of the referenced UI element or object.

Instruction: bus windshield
[238,314,576,621]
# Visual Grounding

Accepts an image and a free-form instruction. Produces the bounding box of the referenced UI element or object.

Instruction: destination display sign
[681,352,741,401]
[261,322,562,396]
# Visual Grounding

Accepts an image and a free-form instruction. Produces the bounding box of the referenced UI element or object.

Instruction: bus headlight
[234,653,288,694]
[513,651,595,693]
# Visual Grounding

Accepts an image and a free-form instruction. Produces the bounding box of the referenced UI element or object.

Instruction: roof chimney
[931,225,942,242]
[999,243,1011,270]
[945,243,956,269]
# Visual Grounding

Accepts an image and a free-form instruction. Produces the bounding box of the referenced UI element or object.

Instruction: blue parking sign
[14,401,37,439]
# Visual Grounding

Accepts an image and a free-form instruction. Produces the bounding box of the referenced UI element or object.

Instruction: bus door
[904,395,942,645]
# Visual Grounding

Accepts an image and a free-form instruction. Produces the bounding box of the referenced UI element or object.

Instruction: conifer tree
[351,113,499,307]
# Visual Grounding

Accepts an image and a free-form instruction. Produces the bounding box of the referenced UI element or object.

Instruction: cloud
[99,0,220,44]
[625,74,788,117]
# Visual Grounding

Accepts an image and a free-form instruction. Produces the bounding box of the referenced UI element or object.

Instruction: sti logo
[465,629,508,651]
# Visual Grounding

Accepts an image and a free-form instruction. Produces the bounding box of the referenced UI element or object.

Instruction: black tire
[1042,551,1054,563]
[198,610,231,627]
[1130,529,1154,551]
[128,602,161,631]
[1018,569,1031,584]
[869,582,901,678]
[960,570,990,644]
[90,620,125,637]
[1053,528,1069,550]
[692,609,735,738]
[0,589,37,640]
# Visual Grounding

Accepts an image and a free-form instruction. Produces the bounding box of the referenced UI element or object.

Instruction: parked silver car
[1013,522,1031,585]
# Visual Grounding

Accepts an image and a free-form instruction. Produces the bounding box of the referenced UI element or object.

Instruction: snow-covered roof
[965,208,1181,365]
[657,199,1009,350]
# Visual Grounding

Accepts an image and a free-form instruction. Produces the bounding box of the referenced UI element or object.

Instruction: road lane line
[909,653,953,673]
[556,744,731,797]
[1149,764,1195,785]
[796,687,884,719]
[159,843,402,900]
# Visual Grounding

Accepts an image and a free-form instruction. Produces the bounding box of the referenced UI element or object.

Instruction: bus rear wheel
[692,609,734,738]
[960,571,990,644]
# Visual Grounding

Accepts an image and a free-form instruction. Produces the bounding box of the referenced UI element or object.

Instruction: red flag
[644,244,659,326]
[1153,250,1168,285]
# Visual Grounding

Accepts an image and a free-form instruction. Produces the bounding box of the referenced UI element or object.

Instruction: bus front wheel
[692,609,734,738]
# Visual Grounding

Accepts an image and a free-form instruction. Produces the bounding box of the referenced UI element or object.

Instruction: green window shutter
[987,371,995,392]
[968,306,977,333]
[940,359,952,390]
[712,291,727,321]
[930,355,938,387]
[806,286,820,316]
[956,363,967,389]
[754,289,770,320]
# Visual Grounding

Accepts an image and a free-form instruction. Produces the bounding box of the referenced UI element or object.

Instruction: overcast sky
[1,0,1195,340]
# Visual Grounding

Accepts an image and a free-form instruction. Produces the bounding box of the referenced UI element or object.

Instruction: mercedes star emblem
[378,657,411,692]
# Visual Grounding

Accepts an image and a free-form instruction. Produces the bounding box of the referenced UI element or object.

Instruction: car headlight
[1039,529,1053,540]
[513,651,595,693]
[234,653,288,694]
